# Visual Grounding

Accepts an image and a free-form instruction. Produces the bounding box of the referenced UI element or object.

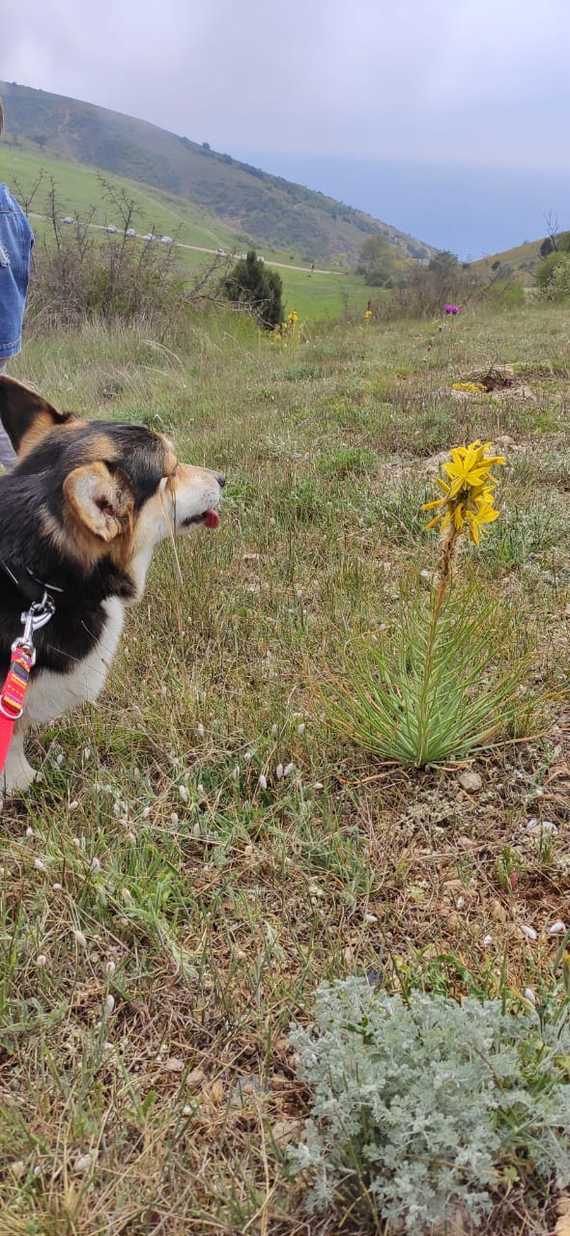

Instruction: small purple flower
[443,303,461,316]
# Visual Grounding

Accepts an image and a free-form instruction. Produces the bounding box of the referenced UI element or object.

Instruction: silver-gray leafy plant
[289,979,570,1232]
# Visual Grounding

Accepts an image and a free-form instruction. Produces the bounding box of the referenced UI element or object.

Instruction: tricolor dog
[0,375,223,796]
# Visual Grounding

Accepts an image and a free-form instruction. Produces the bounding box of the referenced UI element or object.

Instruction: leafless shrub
[26,179,230,337]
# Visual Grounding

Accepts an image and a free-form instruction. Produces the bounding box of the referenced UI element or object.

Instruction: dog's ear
[0,375,74,455]
[64,462,134,542]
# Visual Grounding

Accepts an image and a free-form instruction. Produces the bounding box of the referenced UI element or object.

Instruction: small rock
[517,384,536,402]
[271,1119,299,1146]
[74,1152,96,1175]
[164,1057,185,1073]
[458,771,482,793]
[520,924,538,942]
[523,987,536,1005]
[243,553,260,563]
[526,817,558,835]
[547,920,566,937]
[186,1067,205,1088]
[482,934,493,947]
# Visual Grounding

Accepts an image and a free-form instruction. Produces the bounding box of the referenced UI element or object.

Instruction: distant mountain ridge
[0,80,434,265]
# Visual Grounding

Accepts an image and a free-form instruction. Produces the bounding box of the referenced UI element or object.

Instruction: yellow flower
[422,440,504,544]
[464,488,500,544]
[363,308,373,321]
[287,309,299,325]
[443,440,506,498]
[451,381,487,394]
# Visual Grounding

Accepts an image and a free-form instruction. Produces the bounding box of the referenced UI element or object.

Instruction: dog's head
[0,375,223,587]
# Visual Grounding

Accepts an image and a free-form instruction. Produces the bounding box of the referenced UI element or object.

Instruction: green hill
[0,145,374,320]
[472,238,546,283]
[0,80,433,266]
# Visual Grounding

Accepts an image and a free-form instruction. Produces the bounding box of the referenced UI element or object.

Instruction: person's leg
[0,359,16,468]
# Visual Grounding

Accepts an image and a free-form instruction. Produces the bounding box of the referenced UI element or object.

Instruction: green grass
[0,301,568,1233]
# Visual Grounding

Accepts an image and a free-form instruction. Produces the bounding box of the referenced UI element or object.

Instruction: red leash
[0,644,35,770]
[0,596,55,775]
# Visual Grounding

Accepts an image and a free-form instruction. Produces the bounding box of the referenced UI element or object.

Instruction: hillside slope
[0,80,433,265]
[0,146,373,320]
[472,238,545,283]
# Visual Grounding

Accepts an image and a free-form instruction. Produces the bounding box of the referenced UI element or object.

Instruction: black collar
[0,559,64,606]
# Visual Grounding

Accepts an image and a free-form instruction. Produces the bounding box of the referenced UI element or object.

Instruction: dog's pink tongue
[204,509,220,529]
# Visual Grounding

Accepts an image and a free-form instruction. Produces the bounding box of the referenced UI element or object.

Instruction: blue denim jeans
[0,183,33,360]
[0,183,33,467]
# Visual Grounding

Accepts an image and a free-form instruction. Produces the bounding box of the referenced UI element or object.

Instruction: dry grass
[0,303,568,1234]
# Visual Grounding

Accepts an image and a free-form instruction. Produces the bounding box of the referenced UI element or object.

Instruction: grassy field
[0,302,568,1233]
[0,146,371,320]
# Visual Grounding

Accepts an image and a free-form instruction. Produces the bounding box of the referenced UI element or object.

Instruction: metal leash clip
[12,592,56,666]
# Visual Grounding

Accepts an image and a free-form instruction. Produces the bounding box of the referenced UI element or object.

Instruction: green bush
[483,279,525,308]
[28,183,188,332]
[356,236,406,288]
[536,251,570,299]
[222,248,283,328]
[290,979,570,1232]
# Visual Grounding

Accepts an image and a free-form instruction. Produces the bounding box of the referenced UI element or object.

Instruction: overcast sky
[2,0,569,253]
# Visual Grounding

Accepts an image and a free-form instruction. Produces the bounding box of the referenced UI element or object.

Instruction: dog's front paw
[2,754,36,798]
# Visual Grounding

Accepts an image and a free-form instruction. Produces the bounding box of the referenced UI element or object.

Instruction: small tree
[428,249,459,275]
[356,236,402,286]
[223,249,283,328]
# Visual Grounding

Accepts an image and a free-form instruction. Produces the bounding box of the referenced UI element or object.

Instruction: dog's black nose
[216,473,226,488]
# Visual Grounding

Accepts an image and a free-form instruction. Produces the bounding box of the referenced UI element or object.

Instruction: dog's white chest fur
[25,597,125,725]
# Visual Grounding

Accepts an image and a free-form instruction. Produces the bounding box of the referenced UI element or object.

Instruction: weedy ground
[0,304,568,1234]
